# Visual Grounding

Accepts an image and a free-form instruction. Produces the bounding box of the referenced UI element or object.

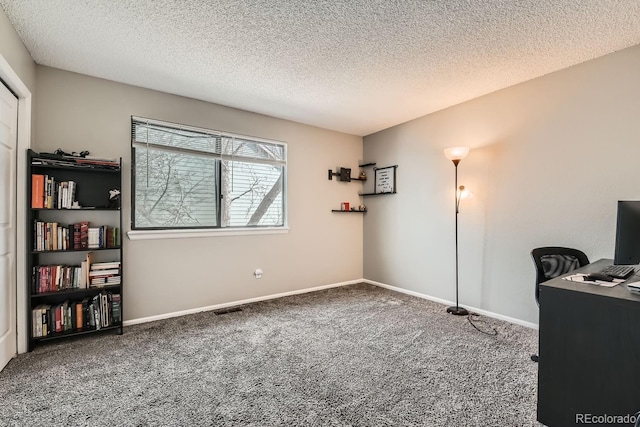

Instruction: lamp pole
[444,147,469,316]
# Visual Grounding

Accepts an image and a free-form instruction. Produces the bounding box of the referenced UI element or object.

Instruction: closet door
[0,81,18,372]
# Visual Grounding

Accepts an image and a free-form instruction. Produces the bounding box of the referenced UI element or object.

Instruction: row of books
[33,220,119,251]
[31,292,121,338]
[31,155,120,170]
[31,174,77,209]
[33,265,84,293]
[32,259,121,294]
[87,226,119,249]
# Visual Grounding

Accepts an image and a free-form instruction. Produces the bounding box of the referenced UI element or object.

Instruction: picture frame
[374,165,397,194]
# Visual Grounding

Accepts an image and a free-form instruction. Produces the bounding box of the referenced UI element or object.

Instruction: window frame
[129,116,288,239]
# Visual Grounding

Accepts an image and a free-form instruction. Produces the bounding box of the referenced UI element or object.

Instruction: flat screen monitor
[614,200,640,265]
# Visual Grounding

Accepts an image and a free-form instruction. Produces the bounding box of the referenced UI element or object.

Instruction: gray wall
[363,44,640,325]
[34,66,364,321]
[0,7,35,93]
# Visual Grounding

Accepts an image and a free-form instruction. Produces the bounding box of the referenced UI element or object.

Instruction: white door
[0,82,18,371]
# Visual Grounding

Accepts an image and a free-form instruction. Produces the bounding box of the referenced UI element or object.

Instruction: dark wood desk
[537,259,640,426]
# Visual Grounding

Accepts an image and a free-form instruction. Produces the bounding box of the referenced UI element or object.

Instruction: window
[131,117,286,230]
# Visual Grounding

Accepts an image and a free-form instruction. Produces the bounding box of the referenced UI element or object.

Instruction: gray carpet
[0,283,540,426]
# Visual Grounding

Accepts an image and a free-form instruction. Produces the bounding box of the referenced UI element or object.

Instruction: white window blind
[131,117,286,230]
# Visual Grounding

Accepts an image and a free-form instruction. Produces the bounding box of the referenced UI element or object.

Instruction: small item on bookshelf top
[54,148,90,158]
[108,189,120,209]
[32,149,119,170]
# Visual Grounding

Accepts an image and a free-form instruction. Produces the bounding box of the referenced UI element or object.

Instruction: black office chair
[530,247,590,362]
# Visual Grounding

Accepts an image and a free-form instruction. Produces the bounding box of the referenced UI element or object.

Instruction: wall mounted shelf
[359,192,396,196]
[329,162,396,213]
[328,167,366,182]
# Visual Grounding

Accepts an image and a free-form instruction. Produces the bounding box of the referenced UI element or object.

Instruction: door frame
[0,54,32,354]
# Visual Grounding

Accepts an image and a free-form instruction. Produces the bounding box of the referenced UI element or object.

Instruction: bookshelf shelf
[359,192,397,196]
[31,285,122,298]
[34,324,123,342]
[31,163,120,173]
[27,149,123,351]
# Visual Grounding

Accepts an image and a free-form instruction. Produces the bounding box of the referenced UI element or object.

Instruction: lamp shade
[444,147,469,162]
[458,185,472,200]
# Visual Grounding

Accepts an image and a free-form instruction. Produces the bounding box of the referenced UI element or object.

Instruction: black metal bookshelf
[26,149,123,351]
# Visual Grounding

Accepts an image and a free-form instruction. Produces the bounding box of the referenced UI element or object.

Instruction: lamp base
[446,306,469,316]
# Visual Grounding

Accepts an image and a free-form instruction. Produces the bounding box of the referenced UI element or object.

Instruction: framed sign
[374,165,397,194]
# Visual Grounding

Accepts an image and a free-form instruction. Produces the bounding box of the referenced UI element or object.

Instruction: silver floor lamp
[444,146,469,316]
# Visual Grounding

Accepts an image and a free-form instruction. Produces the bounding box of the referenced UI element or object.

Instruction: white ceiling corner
[2,0,640,136]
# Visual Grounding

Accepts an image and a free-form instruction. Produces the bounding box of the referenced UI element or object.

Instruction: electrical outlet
[254,268,263,279]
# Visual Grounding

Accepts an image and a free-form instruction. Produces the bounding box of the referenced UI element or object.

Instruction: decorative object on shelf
[341,202,350,211]
[328,167,366,182]
[374,165,397,194]
[443,146,470,316]
[108,188,121,209]
[54,148,90,158]
[359,165,398,196]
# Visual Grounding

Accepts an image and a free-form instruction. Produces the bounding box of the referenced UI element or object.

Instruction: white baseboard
[124,279,361,327]
[363,279,539,330]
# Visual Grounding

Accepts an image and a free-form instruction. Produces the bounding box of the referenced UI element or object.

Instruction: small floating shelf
[359,192,397,196]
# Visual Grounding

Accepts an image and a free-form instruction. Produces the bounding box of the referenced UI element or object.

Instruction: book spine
[52,222,58,251]
[76,302,83,330]
[31,266,36,294]
[55,306,62,332]
[47,176,54,208]
[92,302,100,329]
[32,307,38,337]
[65,303,71,331]
[112,294,121,323]
[41,307,48,337]
[31,174,45,208]
[73,223,81,250]
[80,222,89,249]
[38,266,44,293]
[34,220,41,251]
[88,228,99,249]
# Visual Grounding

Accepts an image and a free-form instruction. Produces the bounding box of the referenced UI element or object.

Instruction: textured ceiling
[2,1,640,136]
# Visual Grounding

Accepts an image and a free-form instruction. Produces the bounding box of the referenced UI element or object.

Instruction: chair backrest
[531,247,590,305]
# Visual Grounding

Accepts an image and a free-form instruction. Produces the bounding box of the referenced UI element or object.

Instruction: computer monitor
[614,200,640,265]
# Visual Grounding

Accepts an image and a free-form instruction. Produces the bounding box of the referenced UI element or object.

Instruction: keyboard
[599,265,636,279]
